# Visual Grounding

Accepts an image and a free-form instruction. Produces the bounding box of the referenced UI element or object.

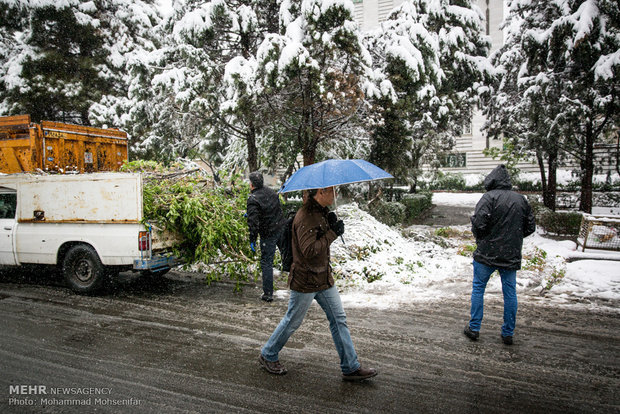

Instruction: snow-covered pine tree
[368,0,490,191]
[129,0,278,170]
[485,0,619,213]
[484,0,565,210]
[88,0,161,130]
[255,0,386,168]
[0,0,160,127]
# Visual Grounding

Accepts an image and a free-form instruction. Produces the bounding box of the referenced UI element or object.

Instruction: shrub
[526,195,545,215]
[515,179,541,192]
[383,187,409,202]
[429,172,466,191]
[400,192,432,220]
[464,181,485,192]
[537,209,583,236]
[369,200,406,226]
[281,199,303,217]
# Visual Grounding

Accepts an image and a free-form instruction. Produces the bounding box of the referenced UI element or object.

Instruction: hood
[484,165,512,191]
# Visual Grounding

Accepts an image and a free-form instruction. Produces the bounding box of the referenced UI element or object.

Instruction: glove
[332,220,344,237]
[327,211,338,227]
[250,241,256,252]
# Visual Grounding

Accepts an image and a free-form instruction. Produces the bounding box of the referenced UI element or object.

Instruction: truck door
[0,189,17,265]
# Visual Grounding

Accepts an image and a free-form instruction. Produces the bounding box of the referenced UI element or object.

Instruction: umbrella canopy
[278,159,393,193]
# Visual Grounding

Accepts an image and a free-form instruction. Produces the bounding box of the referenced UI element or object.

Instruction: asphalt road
[0,269,618,413]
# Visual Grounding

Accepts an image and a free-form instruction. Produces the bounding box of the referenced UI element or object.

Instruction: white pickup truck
[0,173,177,293]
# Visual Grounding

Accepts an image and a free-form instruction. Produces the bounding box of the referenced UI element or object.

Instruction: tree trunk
[302,128,316,166]
[536,151,548,203]
[302,149,315,166]
[545,155,557,212]
[246,122,258,172]
[578,125,594,213]
[536,147,558,211]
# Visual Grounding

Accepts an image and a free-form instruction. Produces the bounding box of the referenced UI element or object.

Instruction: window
[441,153,467,168]
[0,192,16,219]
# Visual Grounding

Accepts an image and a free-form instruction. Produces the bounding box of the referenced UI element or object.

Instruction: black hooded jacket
[246,185,284,244]
[471,165,536,270]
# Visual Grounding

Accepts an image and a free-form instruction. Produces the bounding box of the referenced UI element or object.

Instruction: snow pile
[329,204,472,308]
[291,199,620,312]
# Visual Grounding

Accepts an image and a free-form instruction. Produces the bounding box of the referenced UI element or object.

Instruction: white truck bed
[0,173,177,293]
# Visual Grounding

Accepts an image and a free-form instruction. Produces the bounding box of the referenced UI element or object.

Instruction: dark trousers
[259,229,284,296]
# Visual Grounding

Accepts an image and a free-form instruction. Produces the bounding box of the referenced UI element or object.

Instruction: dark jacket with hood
[246,185,284,244]
[288,197,338,293]
[471,165,536,270]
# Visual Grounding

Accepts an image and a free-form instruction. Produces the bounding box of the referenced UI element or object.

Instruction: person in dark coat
[246,171,285,302]
[259,186,378,381]
[464,165,536,345]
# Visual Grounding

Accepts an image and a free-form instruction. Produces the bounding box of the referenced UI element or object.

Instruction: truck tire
[62,245,106,294]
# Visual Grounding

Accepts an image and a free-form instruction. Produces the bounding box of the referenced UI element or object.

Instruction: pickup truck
[0,172,177,293]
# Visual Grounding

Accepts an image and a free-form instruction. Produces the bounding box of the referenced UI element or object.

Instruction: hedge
[537,208,583,236]
[400,192,433,220]
[369,200,406,226]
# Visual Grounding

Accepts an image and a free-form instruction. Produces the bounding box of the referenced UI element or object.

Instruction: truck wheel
[62,245,106,294]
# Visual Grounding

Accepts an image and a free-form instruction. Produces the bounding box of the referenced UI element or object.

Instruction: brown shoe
[259,354,287,375]
[342,366,378,381]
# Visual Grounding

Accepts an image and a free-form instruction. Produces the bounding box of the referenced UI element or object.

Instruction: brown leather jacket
[288,197,338,292]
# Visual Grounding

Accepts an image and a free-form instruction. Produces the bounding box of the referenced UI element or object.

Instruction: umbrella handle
[333,187,345,244]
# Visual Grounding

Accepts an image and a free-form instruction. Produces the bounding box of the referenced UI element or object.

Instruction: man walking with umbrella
[259,186,378,381]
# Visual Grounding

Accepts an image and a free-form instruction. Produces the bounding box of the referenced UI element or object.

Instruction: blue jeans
[259,229,284,296]
[469,260,518,337]
[261,286,361,374]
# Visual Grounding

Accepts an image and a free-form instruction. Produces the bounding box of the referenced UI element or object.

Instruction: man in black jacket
[464,165,536,345]
[247,171,285,302]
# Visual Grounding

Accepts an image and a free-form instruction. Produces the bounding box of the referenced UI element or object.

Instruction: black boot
[464,325,479,341]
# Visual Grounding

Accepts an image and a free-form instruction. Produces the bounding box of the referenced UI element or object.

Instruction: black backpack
[280,212,296,272]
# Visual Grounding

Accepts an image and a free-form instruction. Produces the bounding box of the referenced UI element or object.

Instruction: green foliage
[368,200,406,226]
[281,199,303,217]
[121,160,182,173]
[526,195,545,215]
[457,244,476,257]
[514,179,542,192]
[523,247,547,272]
[143,172,256,288]
[428,172,466,191]
[482,143,522,182]
[349,245,381,261]
[544,267,566,291]
[362,266,384,283]
[400,192,432,220]
[537,209,583,236]
[383,186,409,202]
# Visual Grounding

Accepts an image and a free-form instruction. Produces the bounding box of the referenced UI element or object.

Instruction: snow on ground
[432,192,482,207]
[274,194,620,312]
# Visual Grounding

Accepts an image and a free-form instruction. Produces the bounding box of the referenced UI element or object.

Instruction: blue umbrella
[278,159,393,193]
